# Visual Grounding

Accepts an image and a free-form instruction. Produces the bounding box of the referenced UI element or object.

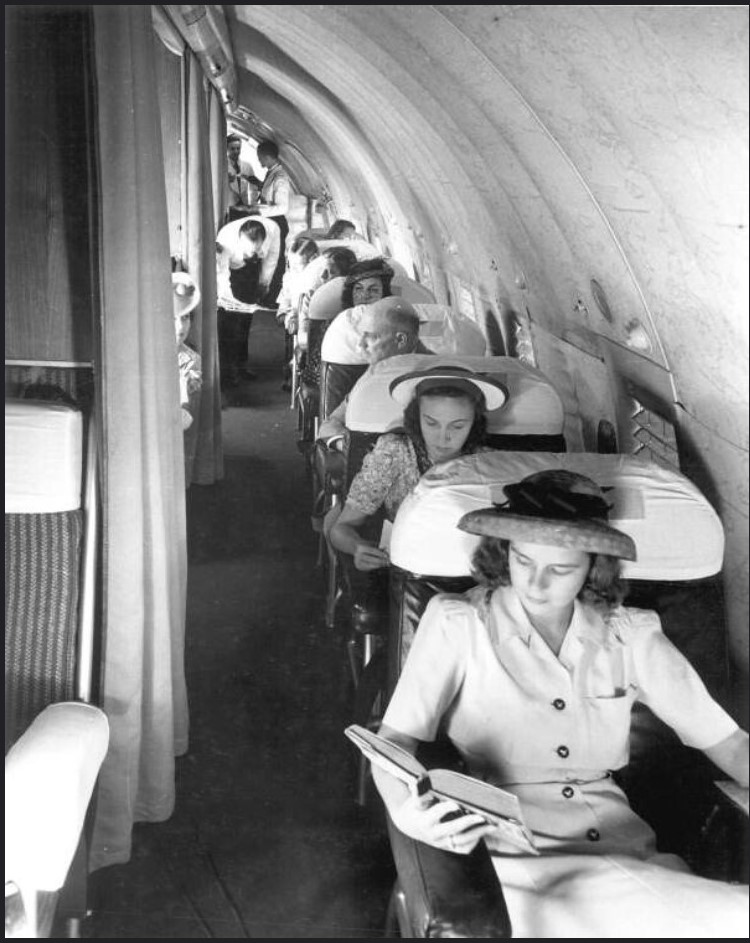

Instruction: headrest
[391,275,436,304]
[412,304,487,355]
[320,306,368,363]
[344,354,565,435]
[308,276,346,321]
[389,451,724,581]
[5,400,83,513]
[315,238,381,260]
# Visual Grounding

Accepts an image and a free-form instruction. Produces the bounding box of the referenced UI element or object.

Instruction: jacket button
[552,698,566,710]
[562,786,574,799]
[556,745,570,758]
[587,828,600,842]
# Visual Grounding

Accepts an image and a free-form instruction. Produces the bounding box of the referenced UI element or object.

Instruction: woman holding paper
[329,365,507,571]
[372,469,749,938]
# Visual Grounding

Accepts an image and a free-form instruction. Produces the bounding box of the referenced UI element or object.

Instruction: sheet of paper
[379,519,392,552]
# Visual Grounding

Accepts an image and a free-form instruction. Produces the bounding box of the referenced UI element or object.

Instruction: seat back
[344,353,566,442]
[5,399,86,749]
[412,304,487,356]
[308,276,347,323]
[391,275,436,304]
[319,361,369,420]
[386,450,729,864]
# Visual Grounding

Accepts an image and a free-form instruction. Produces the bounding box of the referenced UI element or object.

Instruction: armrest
[5,702,109,893]
[313,439,346,496]
[386,817,512,938]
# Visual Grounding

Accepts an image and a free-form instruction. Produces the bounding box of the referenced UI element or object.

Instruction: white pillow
[5,401,83,513]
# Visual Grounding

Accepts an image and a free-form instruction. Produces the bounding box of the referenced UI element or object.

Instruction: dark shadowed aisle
[83,316,395,938]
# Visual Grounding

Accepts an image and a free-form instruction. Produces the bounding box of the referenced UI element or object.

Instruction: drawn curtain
[89,5,189,869]
[185,54,224,485]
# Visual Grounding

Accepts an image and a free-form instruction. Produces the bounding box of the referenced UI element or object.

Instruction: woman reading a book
[329,365,507,572]
[372,469,749,937]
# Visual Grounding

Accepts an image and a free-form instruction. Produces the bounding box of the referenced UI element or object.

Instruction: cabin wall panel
[5,8,94,362]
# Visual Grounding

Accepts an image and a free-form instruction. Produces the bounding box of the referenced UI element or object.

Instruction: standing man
[245,140,291,305]
[216,217,281,389]
[226,133,261,221]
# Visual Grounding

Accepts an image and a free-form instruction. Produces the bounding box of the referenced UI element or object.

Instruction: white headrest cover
[412,304,487,356]
[5,400,83,513]
[315,238,381,260]
[320,306,367,364]
[390,451,724,581]
[345,354,564,435]
[391,275,435,304]
[308,276,346,322]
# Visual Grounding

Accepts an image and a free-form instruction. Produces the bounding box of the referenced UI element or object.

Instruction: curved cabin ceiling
[219,6,747,666]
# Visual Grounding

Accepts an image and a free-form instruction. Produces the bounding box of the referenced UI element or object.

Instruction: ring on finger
[448,835,456,851]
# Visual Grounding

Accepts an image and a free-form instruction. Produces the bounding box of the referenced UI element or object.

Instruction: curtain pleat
[185,56,223,486]
[89,5,188,870]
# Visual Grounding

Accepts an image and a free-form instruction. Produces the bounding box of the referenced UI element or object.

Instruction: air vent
[630,399,679,471]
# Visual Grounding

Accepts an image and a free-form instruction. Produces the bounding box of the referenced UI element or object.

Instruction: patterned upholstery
[5,510,83,749]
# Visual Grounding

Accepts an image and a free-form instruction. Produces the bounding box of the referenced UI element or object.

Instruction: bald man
[318,297,433,448]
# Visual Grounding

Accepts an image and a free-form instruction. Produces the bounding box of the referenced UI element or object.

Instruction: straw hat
[172,272,201,318]
[458,469,637,560]
[389,364,508,411]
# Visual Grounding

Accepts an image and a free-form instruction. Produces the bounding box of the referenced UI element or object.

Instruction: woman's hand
[391,793,497,855]
[353,542,390,571]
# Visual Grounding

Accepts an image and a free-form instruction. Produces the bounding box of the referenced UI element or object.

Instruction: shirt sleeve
[383,594,469,742]
[257,174,291,217]
[345,435,405,517]
[317,398,347,443]
[620,608,739,750]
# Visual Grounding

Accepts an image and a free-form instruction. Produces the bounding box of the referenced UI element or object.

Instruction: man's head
[256,140,279,169]
[357,297,421,364]
[239,219,266,257]
[227,133,242,163]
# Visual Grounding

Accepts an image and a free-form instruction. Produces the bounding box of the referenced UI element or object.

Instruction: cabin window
[630,398,680,471]
[457,280,477,322]
[419,257,435,294]
[513,312,537,368]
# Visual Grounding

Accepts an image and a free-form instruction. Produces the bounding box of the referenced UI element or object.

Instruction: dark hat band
[502,482,611,521]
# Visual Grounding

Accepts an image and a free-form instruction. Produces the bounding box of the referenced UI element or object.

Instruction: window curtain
[89,5,188,870]
[184,53,223,486]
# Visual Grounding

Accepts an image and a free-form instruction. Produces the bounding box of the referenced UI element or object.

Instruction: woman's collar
[492,585,611,649]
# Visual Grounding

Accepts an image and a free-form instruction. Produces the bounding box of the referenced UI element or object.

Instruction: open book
[345,725,538,854]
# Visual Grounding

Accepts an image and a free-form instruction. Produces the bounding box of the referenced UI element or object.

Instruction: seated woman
[372,469,749,938]
[330,365,507,572]
[276,235,320,390]
[277,236,320,322]
[298,247,359,393]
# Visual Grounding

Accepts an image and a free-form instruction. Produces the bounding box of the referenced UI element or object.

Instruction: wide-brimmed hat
[172,272,201,318]
[458,470,637,560]
[389,364,508,411]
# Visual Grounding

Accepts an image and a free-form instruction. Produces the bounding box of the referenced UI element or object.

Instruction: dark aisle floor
[83,317,396,938]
